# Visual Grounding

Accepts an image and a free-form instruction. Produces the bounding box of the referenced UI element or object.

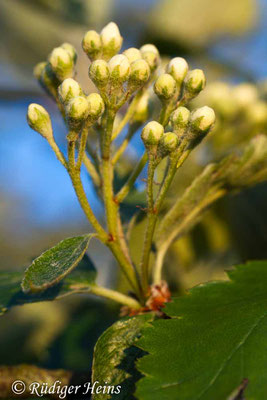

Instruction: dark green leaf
[136,261,267,400]
[0,254,96,315]
[22,234,94,293]
[92,314,155,400]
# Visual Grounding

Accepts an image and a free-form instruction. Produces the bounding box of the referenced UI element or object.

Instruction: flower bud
[58,78,83,105]
[190,106,215,132]
[48,47,74,81]
[100,22,123,59]
[27,104,53,141]
[89,60,110,87]
[184,69,206,96]
[133,92,149,123]
[82,30,102,60]
[154,74,176,101]
[166,57,188,84]
[129,59,150,87]
[87,93,105,119]
[108,54,130,83]
[123,47,142,64]
[39,63,59,98]
[61,43,77,64]
[33,62,46,81]
[159,132,179,155]
[140,44,159,57]
[142,51,159,72]
[141,121,164,146]
[66,96,89,129]
[171,106,190,135]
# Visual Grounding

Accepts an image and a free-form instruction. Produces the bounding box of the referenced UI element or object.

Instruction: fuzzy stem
[112,122,139,165]
[48,138,68,169]
[83,153,101,187]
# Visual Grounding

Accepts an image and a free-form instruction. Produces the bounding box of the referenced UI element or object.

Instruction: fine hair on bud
[89,60,110,87]
[66,96,89,129]
[166,57,188,84]
[141,121,164,146]
[82,30,102,60]
[27,103,53,140]
[184,69,206,96]
[171,106,190,133]
[100,22,123,59]
[61,43,77,64]
[123,47,142,64]
[58,78,83,105]
[129,59,150,87]
[87,93,105,119]
[190,106,216,132]
[159,132,179,155]
[108,54,130,83]
[154,73,176,101]
[48,47,74,81]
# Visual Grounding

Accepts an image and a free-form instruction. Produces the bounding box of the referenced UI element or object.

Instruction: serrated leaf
[22,234,95,293]
[136,261,267,400]
[0,254,96,315]
[92,314,155,400]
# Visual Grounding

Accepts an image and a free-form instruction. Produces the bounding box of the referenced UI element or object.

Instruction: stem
[115,152,148,203]
[76,125,89,171]
[112,122,139,165]
[89,285,141,309]
[83,153,101,187]
[158,100,175,127]
[48,138,68,168]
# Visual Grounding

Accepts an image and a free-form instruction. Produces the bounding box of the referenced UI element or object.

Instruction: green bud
[171,106,190,135]
[133,92,149,123]
[58,78,83,105]
[108,54,130,83]
[66,96,89,129]
[27,104,53,141]
[140,44,159,57]
[87,93,105,119]
[141,121,164,146]
[123,47,142,64]
[190,106,216,133]
[184,69,206,96]
[154,73,176,101]
[129,59,150,87]
[40,63,59,98]
[82,30,102,60]
[61,43,77,64]
[159,132,179,155]
[33,62,46,81]
[166,57,188,84]
[100,22,123,60]
[89,60,110,87]
[142,51,159,72]
[48,47,74,81]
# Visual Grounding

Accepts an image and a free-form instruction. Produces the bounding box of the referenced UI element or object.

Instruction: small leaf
[136,261,267,400]
[22,234,94,293]
[0,254,96,315]
[92,314,155,400]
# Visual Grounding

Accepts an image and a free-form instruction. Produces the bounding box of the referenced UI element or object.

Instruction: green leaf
[22,234,94,293]
[92,314,155,400]
[136,261,267,400]
[0,254,96,315]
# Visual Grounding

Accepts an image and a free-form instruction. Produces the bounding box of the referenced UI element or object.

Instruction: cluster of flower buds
[34,43,77,100]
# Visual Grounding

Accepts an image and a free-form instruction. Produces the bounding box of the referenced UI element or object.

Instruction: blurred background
[0,0,267,374]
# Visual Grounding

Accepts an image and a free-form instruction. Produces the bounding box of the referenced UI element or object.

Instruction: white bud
[58,78,83,105]
[66,96,89,129]
[171,106,190,132]
[142,51,160,72]
[141,121,164,146]
[82,30,102,60]
[129,59,150,87]
[100,22,123,59]
[108,54,130,82]
[123,47,142,64]
[27,104,53,140]
[48,47,74,81]
[166,57,188,83]
[154,73,176,100]
[190,106,216,132]
[184,69,206,95]
[87,93,105,119]
[61,43,77,63]
[160,132,179,154]
[89,60,110,87]
[33,62,46,81]
[140,44,159,57]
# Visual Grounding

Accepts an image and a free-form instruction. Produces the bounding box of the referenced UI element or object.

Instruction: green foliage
[0,254,96,315]
[22,235,94,293]
[92,314,155,399]
[136,261,267,400]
